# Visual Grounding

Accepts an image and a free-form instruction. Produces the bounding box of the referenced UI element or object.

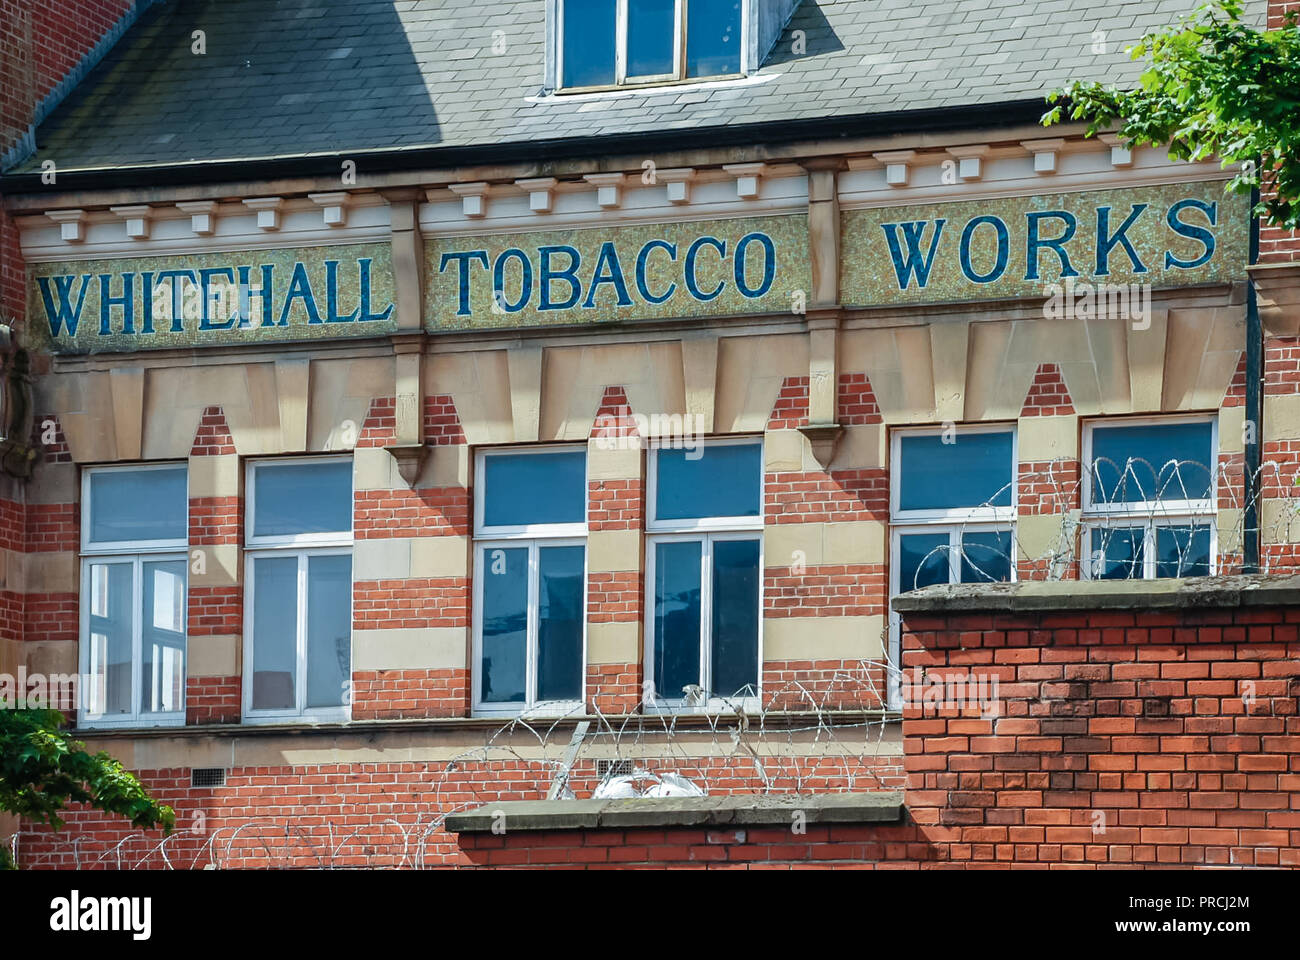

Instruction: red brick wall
[15,752,904,868]
[0,0,135,152]
[350,395,471,720]
[21,494,77,644]
[185,408,241,724]
[898,603,1300,867]
[1269,0,1300,27]
[1,0,137,321]
[1019,363,1076,417]
[587,385,643,714]
[14,591,1300,868]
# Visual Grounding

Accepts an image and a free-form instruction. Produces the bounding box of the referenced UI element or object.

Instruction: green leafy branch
[1044,0,1300,228]
[0,709,174,867]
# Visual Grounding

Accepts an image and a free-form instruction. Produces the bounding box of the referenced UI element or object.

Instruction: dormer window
[558,0,744,91]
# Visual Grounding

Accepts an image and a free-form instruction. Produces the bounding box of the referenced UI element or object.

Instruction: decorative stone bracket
[798,422,844,470]
[0,325,37,479]
[386,443,428,486]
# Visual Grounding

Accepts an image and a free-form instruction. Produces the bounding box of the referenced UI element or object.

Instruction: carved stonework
[797,422,843,470]
[0,338,38,479]
[386,443,429,486]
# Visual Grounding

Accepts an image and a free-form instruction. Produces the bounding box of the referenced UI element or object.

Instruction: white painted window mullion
[700,534,713,696]
[296,552,309,715]
[526,540,541,707]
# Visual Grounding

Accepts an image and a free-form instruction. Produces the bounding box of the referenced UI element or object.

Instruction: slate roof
[4,0,1247,177]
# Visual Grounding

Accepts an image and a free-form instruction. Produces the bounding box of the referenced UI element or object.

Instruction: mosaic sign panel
[424,214,811,329]
[840,181,1249,307]
[27,242,396,354]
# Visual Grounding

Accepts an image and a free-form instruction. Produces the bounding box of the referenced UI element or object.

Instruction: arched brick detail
[190,406,236,456]
[357,397,397,448]
[1222,352,1247,408]
[424,395,467,445]
[1020,363,1075,417]
[767,376,809,429]
[837,372,882,425]
[590,385,639,441]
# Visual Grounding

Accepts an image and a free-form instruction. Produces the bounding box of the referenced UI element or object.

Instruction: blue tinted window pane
[87,561,133,716]
[141,560,186,715]
[253,461,352,538]
[251,556,298,710]
[711,538,759,698]
[655,443,761,521]
[1090,422,1213,504]
[898,533,949,592]
[481,547,529,703]
[90,467,186,544]
[563,0,616,86]
[654,540,702,698]
[537,546,585,702]
[686,0,741,77]
[1155,525,1212,578]
[1090,527,1144,580]
[898,432,1013,512]
[628,0,675,76]
[483,450,586,528]
[306,555,351,709]
[960,531,1012,583]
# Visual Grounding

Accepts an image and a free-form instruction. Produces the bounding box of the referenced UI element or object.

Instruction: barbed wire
[8,664,905,869]
[15,457,1296,868]
[906,456,1298,588]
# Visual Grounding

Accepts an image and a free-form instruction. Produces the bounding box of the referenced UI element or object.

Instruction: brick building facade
[0,0,1297,869]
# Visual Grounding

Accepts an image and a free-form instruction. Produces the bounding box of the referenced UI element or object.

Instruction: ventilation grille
[191,768,226,788]
[595,759,634,779]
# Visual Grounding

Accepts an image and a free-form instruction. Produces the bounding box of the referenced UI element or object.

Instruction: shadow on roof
[25,0,442,170]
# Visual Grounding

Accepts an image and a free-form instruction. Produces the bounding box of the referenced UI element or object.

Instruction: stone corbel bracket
[0,334,38,480]
[798,422,844,470]
[386,443,428,486]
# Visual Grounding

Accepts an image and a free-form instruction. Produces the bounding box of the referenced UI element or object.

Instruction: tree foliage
[0,709,174,867]
[1043,0,1300,228]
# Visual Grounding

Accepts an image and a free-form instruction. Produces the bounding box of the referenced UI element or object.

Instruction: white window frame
[242,546,353,725]
[555,0,748,92]
[887,425,1018,709]
[889,524,1019,594]
[889,423,1018,524]
[243,456,353,725]
[472,445,589,717]
[1080,414,1218,581]
[647,435,764,533]
[471,538,587,717]
[246,456,355,549]
[81,461,189,555]
[79,552,188,729]
[643,529,763,714]
[644,437,763,713]
[1081,518,1219,581]
[1081,414,1218,518]
[78,463,189,729]
[474,445,588,540]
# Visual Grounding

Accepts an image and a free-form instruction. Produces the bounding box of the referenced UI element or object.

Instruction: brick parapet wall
[13,750,904,868]
[894,581,1300,868]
